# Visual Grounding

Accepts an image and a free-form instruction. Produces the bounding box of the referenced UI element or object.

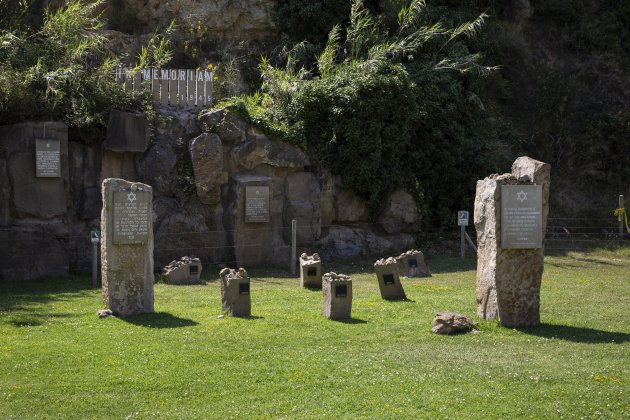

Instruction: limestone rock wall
[0,107,420,280]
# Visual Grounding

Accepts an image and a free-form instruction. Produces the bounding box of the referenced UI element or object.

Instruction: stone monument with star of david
[474,156,550,327]
[100,178,154,316]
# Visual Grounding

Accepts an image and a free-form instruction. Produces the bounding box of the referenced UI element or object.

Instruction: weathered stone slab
[104,110,150,153]
[189,132,223,205]
[219,267,251,317]
[225,174,273,267]
[163,256,203,284]
[101,178,154,316]
[322,272,352,320]
[230,131,310,170]
[284,172,321,244]
[378,189,421,234]
[299,253,322,288]
[374,257,406,300]
[395,249,431,277]
[475,156,550,327]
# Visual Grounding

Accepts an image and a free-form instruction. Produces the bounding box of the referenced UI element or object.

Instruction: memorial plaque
[239,282,250,295]
[189,265,199,275]
[245,186,270,223]
[113,190,150,244]
[307,267,317,276]
[383,274,395,285]
[501,185,543,249]
[35,139,61,177]
[408,258,417,268]
[335,284,348,298]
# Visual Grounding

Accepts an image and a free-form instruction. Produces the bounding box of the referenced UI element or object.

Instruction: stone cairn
[299,253,322,288]
[374,257,406,300]
[162,256,203,285]
[322,272,352,320]
[101,178,154,317]
[395,249,431,277]
[219,267,251,317]
[475,156,550,327]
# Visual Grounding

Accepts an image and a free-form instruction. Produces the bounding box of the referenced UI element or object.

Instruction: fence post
[460,225,466,258]
[291,219,297,275]
[619,195,625,243]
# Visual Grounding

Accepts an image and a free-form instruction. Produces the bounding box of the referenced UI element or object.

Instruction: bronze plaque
[501,185,543,249]
[113,190,150,244]
[35,139,61,177]
[245,186,269,223]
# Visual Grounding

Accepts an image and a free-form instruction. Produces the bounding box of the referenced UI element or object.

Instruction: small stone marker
[162,256,203,284]
[219,267,251,317]
[475,156,550,327]
[395,249,431,277]
[431,312,476,335]
[101,178,154,317]
[245,186,269,222]
[374,257,406,300]
[35,139,61,177]
[299,253,322,288]
[322,272,352,320]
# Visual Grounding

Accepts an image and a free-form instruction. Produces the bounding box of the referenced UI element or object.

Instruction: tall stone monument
[475,156,550,327]
[101,178,154,316]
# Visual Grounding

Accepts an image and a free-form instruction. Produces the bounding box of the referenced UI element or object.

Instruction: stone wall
[0,107,419,280]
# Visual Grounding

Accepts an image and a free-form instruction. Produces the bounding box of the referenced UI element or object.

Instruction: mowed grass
[0,248,628,418]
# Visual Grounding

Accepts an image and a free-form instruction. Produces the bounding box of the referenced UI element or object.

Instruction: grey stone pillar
[475,156,550,327]
[374,257,406,300]
[101,178,154,316]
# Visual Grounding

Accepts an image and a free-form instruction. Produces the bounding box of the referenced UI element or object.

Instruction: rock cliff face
[0,107,420,280]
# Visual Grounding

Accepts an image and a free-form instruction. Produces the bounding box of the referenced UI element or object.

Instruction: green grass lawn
[1,248,628,418]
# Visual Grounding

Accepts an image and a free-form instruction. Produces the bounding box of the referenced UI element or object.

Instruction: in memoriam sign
[35,139,61,177]
[113,190,150,244]
[501,185,543,249]
[245,186,269,223]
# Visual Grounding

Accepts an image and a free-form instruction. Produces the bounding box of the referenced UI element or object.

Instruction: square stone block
[322,272,352,320]
[300,253,322,288]
[396,249,431,277]
[220,267,251,317]
[374,257,406,300]
[163,256,203,284]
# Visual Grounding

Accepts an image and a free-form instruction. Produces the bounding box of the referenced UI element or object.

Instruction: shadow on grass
[517,323,630,344]
[335,317,367,324]
[120,312,198,329]
[0,276,96,312]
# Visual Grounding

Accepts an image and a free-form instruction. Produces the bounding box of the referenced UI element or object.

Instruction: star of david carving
[516,190,528,203]
[127,191,137,203]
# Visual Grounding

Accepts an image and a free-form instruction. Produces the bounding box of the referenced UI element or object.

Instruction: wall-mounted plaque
[35,139,61,177]
[501,185,543,249]
[245,186,269,223]
[113,190,150,244]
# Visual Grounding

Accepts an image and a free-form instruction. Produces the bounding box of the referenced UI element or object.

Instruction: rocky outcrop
[189,133,224,205]
[378,189,421,234]
[313,226,415,261]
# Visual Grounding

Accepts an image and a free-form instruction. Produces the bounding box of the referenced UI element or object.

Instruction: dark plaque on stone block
[239,282,250,295]
[307,267,317,276]
[35,139,61,178]
[189,265,198,275]
[383,274,395,285]
[245,186,269,223]
[335,284,347,297]
[113,190,150,244]
[501,185,543,249]
[408,259,417,268]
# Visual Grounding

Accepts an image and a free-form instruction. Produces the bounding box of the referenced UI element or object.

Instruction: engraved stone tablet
[245,186,269,223]
[335,284,348,298]
[501,185,543,249]
[113,189,150,244]
[35,139,61,177]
